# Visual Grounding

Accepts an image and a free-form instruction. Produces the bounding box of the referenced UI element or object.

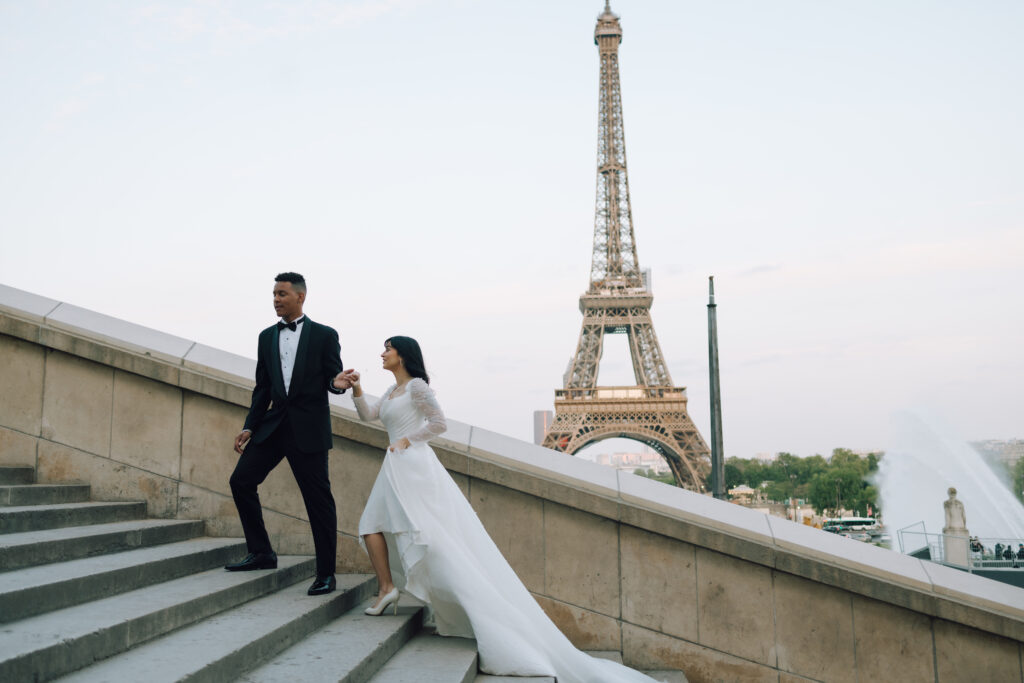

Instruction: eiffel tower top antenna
[591,0,640,292]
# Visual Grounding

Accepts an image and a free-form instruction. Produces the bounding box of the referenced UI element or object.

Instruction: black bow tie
[277,320,299,332]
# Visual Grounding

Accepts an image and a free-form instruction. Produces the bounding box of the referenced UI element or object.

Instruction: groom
[227,272,345,596]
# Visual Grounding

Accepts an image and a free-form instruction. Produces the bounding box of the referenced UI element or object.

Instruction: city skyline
[2,1,1021,460]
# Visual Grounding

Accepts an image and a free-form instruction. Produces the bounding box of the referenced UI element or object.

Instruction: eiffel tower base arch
[541,387,710,491]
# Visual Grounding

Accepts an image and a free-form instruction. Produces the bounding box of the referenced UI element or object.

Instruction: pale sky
[2,0,1022,461]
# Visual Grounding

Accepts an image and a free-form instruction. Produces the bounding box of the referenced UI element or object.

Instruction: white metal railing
[897,523,1024,571]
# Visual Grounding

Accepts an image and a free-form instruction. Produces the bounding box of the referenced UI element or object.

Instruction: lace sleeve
[352,384,392,422]
[406,378,447,443]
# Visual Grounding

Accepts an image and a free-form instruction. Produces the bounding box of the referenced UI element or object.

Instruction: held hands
[333,368,360,391]
[234,430,251,454]
[388,437,411,452]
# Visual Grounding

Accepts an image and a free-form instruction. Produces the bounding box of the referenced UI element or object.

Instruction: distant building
[585,446,670,474]
[729,489,821,526]
[533,410,553,446]
[972,439,1024,469]
[595,449,670,474]
[728,484,756,503]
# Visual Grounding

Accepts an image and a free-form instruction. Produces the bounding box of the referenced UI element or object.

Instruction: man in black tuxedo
[227,272,346,596]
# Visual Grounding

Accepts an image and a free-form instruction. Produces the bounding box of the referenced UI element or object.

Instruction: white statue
[943,487,967,530]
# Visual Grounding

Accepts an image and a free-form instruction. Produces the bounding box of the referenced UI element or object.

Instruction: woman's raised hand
[333,368,360,390]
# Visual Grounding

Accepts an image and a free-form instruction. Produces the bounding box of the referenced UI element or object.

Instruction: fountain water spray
[878,410,1024,543]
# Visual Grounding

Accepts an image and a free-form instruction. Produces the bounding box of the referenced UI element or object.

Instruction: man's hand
[334,369,361,393]
[234,430,252,454]
[332,369,358,390]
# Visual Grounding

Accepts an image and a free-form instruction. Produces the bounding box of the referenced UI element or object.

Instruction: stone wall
[2,282,1023,682]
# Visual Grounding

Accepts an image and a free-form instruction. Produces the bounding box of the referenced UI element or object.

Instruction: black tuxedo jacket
[243,317,344,454]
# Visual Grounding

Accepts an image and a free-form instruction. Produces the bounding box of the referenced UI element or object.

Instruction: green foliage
[725,448,882,516]
[724,463,744,490]
[1013,459,1024,505]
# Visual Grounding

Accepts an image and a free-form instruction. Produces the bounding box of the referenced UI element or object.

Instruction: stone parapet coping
[2,281,1023,642]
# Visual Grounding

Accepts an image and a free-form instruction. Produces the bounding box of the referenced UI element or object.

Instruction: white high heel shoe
[364,587,400,616]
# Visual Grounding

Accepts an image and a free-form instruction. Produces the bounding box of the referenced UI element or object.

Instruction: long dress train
[354,379,659,682]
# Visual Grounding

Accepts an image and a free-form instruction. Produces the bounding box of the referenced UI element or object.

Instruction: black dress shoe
[225,552,278,571]
[308,575,336,595]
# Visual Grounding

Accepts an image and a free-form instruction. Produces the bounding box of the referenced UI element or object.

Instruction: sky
[1,0,1022,461]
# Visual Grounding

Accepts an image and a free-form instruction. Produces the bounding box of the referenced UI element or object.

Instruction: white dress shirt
[279,316,305,395]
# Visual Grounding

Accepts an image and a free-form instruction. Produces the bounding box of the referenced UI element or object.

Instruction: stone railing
[2,282,1023,682]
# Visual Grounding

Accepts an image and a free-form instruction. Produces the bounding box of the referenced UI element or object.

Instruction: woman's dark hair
[386,336,429,384]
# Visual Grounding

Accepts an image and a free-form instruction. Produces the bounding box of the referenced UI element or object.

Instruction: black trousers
[229,419,337,578]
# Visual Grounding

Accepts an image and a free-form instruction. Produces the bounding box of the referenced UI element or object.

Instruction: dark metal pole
[707,276,725,499]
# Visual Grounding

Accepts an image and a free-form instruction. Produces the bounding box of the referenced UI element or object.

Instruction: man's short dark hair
[275,272,307,294]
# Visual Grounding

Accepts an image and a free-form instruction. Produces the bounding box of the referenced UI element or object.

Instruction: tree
[719,450,882,516]
[808,466,879,517]
[724,463,743,491]
[1014,458,1024,505]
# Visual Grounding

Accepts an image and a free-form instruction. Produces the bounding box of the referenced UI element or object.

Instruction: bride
[333,336,660,682]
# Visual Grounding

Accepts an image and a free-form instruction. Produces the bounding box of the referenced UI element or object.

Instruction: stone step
[585,651,690,682]
[0,500,147,534]
[644,672,689,682]
[0,466,35,485]
[0,518,205,572]
[240,594,425,683]
[0,555,316,682]
[368,633,478,683]
[54,574,377,683]
[0,536,247,623]
[588,649,624,664]
[0,483,91,506]
[473,652,687,683]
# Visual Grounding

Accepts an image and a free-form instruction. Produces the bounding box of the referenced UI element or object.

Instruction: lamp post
[707,276,725,499]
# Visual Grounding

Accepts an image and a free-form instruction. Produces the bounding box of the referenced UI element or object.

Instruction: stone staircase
[0,464,682,682]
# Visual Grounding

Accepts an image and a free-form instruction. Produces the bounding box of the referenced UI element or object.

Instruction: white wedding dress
[353,379,659,682]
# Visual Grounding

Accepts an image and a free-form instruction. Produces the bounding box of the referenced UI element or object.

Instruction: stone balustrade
[2,282,1023,682]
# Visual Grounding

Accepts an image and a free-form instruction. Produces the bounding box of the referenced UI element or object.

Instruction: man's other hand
[234,430,252,454]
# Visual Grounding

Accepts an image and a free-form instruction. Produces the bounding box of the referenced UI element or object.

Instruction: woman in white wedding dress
[335,337,660,683]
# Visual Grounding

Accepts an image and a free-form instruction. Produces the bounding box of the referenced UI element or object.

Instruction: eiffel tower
[541,2,710,490]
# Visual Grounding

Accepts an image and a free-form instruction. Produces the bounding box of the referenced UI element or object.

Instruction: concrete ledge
[39,327,181,386]
[3,284,1024,677]
[467,454,620,521]
[439,417,473,451]
[767,514,933,592]
[921,560,1024,641]
[0,314,43,344]
[179,365,253,407]
[45,303,194,365]
[469,427,620,501]
[618,473,776,567]
[183,344,256,387]
[0,284,60,324]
